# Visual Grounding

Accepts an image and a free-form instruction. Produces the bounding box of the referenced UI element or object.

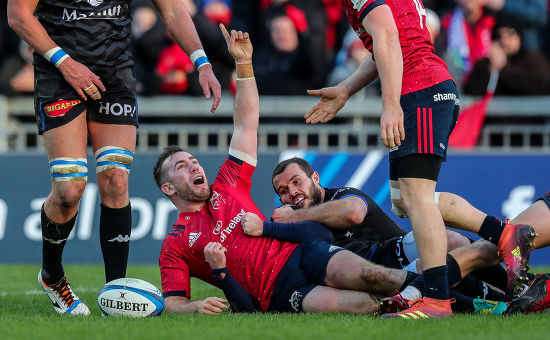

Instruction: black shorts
[343,236,411,270]
[389,79,459,161]
[34,64,138,134]
[267,239,344,313]
[537,191,550,210]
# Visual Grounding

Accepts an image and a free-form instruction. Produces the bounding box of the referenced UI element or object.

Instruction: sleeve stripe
[229,147,257,167]
[339,194,369,210]
[163,290,188,298]
[359,0,386,22]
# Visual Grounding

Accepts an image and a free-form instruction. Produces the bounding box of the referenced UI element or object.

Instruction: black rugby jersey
[323,187,406,245]
[34,0,132,68]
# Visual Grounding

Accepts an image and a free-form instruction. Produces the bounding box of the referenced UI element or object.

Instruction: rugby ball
[98,278,164,317]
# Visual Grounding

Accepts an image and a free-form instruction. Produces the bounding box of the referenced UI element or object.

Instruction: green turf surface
[1,264,549,340]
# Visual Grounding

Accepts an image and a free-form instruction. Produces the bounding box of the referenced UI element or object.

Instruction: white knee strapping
[95,146,134,174]
[49,157,88,182]
[390,189,441,218]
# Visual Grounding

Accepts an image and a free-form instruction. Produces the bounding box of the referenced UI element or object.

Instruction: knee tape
[49,157,88,182]
[95,146,134,174]
[390,189,441,218]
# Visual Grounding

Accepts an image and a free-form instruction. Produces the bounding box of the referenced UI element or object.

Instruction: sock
[449,290,475,313]
[478,216,506,246]
[41,205,77,285]
[470,264,508,292]
[453,275,512,302]
[100,203,132,283]
[446,254,463,286]
[423,265,449,300]
[399,271,421,291]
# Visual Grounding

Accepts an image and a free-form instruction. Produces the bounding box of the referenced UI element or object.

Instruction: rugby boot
[497,222,537,295]
[379,293,411,315]
[38,270,90,315]
[505,274,550,314]
[472,299,508,315]
[380,297,453,319]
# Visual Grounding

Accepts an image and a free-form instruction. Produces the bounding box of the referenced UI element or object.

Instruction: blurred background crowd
[1,0,549,98]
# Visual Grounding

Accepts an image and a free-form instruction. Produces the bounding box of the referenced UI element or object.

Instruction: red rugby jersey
[159,155,299,311]
[342,0,452,94]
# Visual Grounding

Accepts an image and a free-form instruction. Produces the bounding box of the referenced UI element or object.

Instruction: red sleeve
[159,236,191,298]
[213,155,255,191]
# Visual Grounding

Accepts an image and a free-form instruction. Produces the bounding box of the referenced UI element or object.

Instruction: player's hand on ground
[198,297,229,314]
[305,85,349,124]
[219,23,252,63]
[57,57,105,101]
[241,212,263,236]
[197,64,221,113]
[204,242,227,269]
[271,206,294,222]
[380,102,405,149]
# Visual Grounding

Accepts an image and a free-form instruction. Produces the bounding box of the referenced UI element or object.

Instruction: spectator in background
[425,8,441,43]
[254,4,325,95]
[464,14,549,96]
[436,0,496,88]
[423,0,455,15]
[484,0,547,51]
[199,0,232,27]
[0,40,34,95]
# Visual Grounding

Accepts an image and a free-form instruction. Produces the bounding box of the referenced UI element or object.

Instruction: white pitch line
[0,286,100,297]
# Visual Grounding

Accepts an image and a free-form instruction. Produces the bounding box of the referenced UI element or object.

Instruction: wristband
[44,47,70,68]
[235,62,254,80]
[212,267,229,281]
[189,49,211,70]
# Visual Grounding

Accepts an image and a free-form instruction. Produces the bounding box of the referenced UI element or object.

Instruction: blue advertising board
[0,151,548,265]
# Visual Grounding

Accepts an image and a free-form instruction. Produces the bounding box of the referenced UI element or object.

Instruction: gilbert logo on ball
[98,278,164,317]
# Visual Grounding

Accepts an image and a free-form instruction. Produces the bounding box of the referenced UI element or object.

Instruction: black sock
[453,274,512,302]
[399,271,421,291]
[41,205,77,285]
[424,265,449,300]
[100,203,132,283]
[478,216,506,246]
[470,265,508,292]
[446,254,463,286]
[449,291,475,313]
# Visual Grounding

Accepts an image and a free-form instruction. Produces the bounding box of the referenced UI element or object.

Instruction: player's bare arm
[305,56,378,124]
[151,0,221,112]
[7,0,105,100]
[362,5,404,149]
[272,197,367,228]
[220,24,259,161]
[165,295,229,314]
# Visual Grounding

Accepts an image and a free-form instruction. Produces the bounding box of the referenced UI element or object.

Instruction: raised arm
[219,24,259,163]
[151,0,221,112]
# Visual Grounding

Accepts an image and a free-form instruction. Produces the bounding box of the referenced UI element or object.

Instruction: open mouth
[193,176,204,185]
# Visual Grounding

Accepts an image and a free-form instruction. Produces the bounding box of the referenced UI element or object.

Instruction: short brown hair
[271,157,314,191]
[153,145,185,189]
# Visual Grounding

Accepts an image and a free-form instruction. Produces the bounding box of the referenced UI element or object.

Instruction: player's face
[164,151,210,202]
[273,163,322,208]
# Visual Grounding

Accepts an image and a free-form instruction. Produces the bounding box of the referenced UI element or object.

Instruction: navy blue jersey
[34,0,133,69]
[323,187,406,244]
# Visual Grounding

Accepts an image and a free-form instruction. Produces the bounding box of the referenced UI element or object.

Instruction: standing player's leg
[39,111,90,315]
[88,122,136,282]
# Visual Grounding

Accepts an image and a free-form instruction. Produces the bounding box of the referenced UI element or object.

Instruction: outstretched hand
[219,23,253,63]
[304,86,349,124]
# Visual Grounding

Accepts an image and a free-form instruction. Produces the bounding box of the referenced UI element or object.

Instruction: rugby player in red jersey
[304,0,536,318]
[154,25,424,314]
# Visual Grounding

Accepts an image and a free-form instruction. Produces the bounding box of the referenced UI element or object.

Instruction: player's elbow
[346,201,367,225]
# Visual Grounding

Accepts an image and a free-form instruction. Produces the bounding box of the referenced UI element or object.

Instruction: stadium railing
[1,95,549,153]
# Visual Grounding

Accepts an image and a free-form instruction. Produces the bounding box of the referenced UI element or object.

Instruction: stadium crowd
[1,0,550,97]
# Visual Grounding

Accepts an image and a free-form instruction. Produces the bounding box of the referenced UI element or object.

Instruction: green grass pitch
[1,264,549,340]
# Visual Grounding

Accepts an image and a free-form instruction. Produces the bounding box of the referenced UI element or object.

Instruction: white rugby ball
[98,278,164,317]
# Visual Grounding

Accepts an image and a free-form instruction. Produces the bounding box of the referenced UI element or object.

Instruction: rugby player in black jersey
[7,0,221,315]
